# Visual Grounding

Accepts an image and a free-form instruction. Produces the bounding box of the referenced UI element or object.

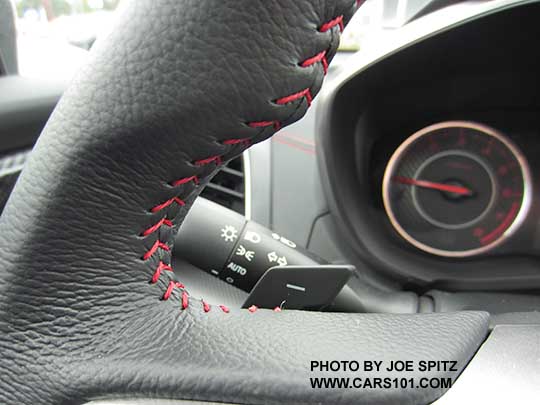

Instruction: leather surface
[434,325,540,404]
[0,1,489,404]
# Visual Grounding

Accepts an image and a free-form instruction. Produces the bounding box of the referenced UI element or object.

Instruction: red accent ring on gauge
[382,121,532,258]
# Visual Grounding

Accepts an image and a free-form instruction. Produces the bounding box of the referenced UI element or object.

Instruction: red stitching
[319,15,344,32]
[356,0,365,7]
[301,51,328,75]
[222,138,251,146]
[276,88,313,107]
[195,155,221,166]
[163,281,185,300]
[142,138,251,314]
[141,12,349,315]
[143,240,170,261]
[151,261,174,284]
[182,291,189,309]
[170,175,199,187]
[151,197,186,213]
[141,217,173,237]
[249,120,282,131]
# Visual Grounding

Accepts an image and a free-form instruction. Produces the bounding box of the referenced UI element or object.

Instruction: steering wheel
[0,1,488,404]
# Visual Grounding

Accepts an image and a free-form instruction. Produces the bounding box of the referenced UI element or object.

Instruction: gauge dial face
[382,121,532,257]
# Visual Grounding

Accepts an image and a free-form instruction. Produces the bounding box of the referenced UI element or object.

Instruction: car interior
[0,0,539,404]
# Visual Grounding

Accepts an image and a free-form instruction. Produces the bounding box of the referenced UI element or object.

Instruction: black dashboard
[318,0,540,291]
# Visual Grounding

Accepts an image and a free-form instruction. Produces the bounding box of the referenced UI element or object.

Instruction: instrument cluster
[317,1,540,288]
[381,121,532,258]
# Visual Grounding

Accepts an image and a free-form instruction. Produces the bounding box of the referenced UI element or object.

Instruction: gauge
[382,121,532,257]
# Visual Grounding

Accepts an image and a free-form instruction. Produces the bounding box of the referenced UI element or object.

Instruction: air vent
[0,149,30,213]
[200,154,245,215]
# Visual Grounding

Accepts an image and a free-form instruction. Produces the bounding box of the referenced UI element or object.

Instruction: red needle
[394,176,472,195]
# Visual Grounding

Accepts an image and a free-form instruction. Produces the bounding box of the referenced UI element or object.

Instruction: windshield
[13,0,459,79]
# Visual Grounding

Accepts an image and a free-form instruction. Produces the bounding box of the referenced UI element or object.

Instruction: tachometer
[382,121,531,257]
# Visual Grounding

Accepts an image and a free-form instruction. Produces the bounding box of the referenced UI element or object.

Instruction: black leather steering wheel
[0,1,488,404]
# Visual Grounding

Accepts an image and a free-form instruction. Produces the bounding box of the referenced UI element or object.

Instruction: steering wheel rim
[0,1,488,404]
